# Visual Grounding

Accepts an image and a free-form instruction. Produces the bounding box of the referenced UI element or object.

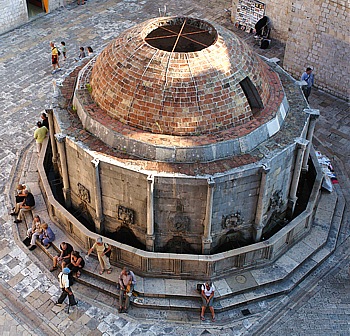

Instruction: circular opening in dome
[145,17,217,52]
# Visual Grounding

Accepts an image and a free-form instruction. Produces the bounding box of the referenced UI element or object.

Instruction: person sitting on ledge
[27,215,42,251]
[39,223,55,249]
[12,190,35,224]
[51,242,73,271]
[14,183,31,205]
[67,251,85,278]
[200,281,216,322]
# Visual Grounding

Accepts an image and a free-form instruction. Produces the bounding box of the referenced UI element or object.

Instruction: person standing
[41,112,49,129]
[50,41,61,74]
[86,237,112,275]
[200,281,216,322]
[118,267,136,313]
[60,41,67,61]
[56,268,78,306]
[301,67,314,102]
[34,121,48,153]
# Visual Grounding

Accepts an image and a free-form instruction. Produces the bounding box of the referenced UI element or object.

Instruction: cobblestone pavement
[0,0,349,335]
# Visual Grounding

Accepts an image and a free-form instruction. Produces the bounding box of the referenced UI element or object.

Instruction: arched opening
[239,76,264,114]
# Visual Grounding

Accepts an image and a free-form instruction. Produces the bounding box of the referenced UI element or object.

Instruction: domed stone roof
[90,17,272,136]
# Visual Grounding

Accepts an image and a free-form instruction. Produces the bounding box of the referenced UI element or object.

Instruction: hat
[97,237,103,243]
[62,268,71,274]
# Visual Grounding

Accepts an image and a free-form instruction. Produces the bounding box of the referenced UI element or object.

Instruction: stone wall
[283,0,350,100]
[65,140,149,245]
[231,0,291,42]
[0,0,76,36]
[154,177,207,253]
[231,0,349,100]
[0,0,27,35]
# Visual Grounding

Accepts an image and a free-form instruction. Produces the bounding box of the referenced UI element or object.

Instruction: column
[288,138,309,217]
[202,177,215,255]
[45,109,58,163]
[55,133,71,208]
[146,175,155,251]
[253,164,270,242]
[91,158,104,234]
[302,109,320,171]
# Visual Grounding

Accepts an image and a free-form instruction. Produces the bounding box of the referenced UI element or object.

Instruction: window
[239,76,264,114]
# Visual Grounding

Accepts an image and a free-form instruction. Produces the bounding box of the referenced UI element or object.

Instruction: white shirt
[202,283,215,297]
[58,272,70,289]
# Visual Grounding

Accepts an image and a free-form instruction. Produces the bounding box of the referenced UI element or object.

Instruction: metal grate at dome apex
[145,17,217,52]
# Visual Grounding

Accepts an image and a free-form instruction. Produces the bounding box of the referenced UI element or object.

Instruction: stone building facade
[231,0,349,100]
[0,0,74,35]
[0,0,28,35]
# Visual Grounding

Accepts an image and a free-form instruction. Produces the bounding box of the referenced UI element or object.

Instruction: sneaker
[28,245,37,251]
[10,212,17,216]
[70,301,78,306]
[14,219,22,223]
[51,70,57,74]
[50,266,58,272]
[55,302,62,306]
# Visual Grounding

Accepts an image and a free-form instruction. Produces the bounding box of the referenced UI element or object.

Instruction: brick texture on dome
[90,17,272,136]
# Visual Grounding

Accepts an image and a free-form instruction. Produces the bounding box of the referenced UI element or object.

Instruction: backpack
[104,243,111,258]
[56,47,61,56]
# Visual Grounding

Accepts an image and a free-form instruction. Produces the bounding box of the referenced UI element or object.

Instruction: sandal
[212,316,216,322]
[200,316,205,321]
[99,270,105,275]
[107,268,112,274]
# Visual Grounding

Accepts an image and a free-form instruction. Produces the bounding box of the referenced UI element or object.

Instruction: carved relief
[222,211,245,229]
[169,200,191,232]
[118,205,135,225]
[170,213,190,232]
[268,190,284,212]
[77,183,90,203]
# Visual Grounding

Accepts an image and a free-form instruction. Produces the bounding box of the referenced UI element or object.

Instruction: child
[74,47,86,62]
[87,46,94,56]
[61,41,67,61]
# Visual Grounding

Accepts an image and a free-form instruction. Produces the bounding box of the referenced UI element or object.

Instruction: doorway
[26,0,46,18]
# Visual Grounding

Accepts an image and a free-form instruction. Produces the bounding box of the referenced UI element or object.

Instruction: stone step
[17,184,343,314]
[14,146,346,315]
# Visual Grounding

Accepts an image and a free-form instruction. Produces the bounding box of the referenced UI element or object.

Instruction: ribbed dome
[90,17,271,136]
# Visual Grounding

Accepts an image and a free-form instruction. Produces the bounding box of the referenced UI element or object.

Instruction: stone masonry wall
[0,0,77,36]
[0,0,27,35]
[154,177,208,253]
[65,141,149,245]
[231,0,292,42]
[283,0,350,100]
[211,169,260,247]
[99,161,148,244]
[231,0,349,100]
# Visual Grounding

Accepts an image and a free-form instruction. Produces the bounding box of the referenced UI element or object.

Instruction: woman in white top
[200,281,216,322]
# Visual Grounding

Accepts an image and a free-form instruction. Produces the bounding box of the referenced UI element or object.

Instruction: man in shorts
[50,41,61,74]
[200,281,216,322]
[50,242,73,271]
